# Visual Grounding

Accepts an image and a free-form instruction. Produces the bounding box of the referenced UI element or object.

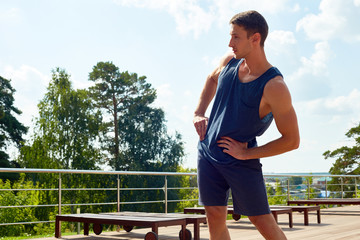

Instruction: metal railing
[264,174,360,201]
[0,168,359,229]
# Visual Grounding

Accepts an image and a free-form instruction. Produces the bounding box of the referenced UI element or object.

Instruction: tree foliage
[1,63,188,237]
[323,123,360,197]
[323,123,360,175]
[117,96,184,172]
[88,62,186,213]
[88,61,185,172]
[0,174,40,237]
[89,62,146,166]
[19,68,103,170]
[0,76,27,180]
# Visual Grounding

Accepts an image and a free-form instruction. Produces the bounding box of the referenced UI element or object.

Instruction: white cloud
[289,41,333,82]
[0,7,21,24]
[268,30,297,45]
[296,0,360,42]
[291,3,301,12]
[114,0,292,38]
[4,65,48,88]
[114,0,215,38]
[2,65,49,127]
[153,83,173,110]
[266,30,297,55]
[300,89,360,118]
[212,0,289,24]
[202,55,223,67]
[176,105,192,123]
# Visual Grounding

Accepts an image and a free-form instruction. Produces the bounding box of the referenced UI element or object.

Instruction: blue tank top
[198,58,283,165]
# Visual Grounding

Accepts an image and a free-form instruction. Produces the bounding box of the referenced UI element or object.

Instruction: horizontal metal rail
[0,168,197,176]
[0,220,54,226]
[0,167,359,229]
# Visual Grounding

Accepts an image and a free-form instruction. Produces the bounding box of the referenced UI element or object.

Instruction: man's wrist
[194,112,205,117]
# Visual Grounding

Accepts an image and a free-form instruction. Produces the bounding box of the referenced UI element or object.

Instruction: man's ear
[252,33,261,45]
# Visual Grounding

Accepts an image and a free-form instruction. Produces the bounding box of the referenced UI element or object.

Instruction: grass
[0,231,90,240]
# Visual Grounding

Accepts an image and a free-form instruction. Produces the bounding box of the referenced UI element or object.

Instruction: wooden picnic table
[270,208,293,228]
[288,198,360,206]
[183,206,241,221]
[102,212,207,240]
[183,206,293,228]
[55,213,188,240]
[271,205,321,225]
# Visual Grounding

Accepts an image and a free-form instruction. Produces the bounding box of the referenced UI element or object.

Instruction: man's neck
[242,49,271,76]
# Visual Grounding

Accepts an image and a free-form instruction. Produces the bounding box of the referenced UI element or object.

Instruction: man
[193,10,300,240]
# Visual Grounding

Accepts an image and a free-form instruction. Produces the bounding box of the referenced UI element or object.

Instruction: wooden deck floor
[37,205,360,240]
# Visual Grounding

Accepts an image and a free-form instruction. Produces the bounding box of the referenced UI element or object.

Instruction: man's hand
[193,115,208,141]
[217,136,248,160]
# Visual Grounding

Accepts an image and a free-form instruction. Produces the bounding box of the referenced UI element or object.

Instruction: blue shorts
[197,152,270,216]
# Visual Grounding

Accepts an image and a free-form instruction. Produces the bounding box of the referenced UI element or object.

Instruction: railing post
[307,178,310,199]
[117,174,120,212]
[341,177,344,199]
[58,173,62,232]
[325,179,328,199]
[164,176,168,213]
[287,179,290,201]
[59,173,62,215]
[355,178,358,198]
[77,208,80,234]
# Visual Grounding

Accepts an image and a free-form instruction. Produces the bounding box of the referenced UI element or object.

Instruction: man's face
[228,24,252,59]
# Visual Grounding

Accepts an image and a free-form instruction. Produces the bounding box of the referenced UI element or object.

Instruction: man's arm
[193,53,234,141]
[217,76,300,159]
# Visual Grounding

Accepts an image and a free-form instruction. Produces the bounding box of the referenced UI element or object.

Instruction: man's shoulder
[219,52,237,69]
[263,75,290,103]
[266,74,284,85]
[211,52,236,81]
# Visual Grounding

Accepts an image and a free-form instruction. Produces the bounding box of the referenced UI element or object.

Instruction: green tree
[323,123,360,175]
[89,62,185,213]
[268,179,287,205]
[175,167,198,212]
[89,62,144,166]
[289,176,303,188]
[0,76,27,181]
[117,95,184,172]
[0,174,40,237]
[19,68,103,170]
[323,123,360,198]
[88,61,185,172]
[18,68,107,226]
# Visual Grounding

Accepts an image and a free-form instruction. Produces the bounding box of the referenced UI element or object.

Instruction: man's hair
[229,10,268,47]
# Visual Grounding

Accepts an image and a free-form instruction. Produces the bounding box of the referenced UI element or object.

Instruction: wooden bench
[288,199,360,206]
[55,213,188,240]
[270,208,293,228]
[183,206,241,221]
[102,212,207,240]
[271,205,320,225]
[184,206,293,228]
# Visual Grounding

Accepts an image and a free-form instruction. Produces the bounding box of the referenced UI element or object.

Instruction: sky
[1,0,360,173]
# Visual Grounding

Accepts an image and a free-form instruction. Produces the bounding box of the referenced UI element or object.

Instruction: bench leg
[84,223,89,235]
[193,221,201,240]
[304,209,309,226]
[181,224,186,240]
[289,212,293,228]
[55,219,61,238]
[317,210,321,224]
[151,224,159,235]
[272,213,278,223]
